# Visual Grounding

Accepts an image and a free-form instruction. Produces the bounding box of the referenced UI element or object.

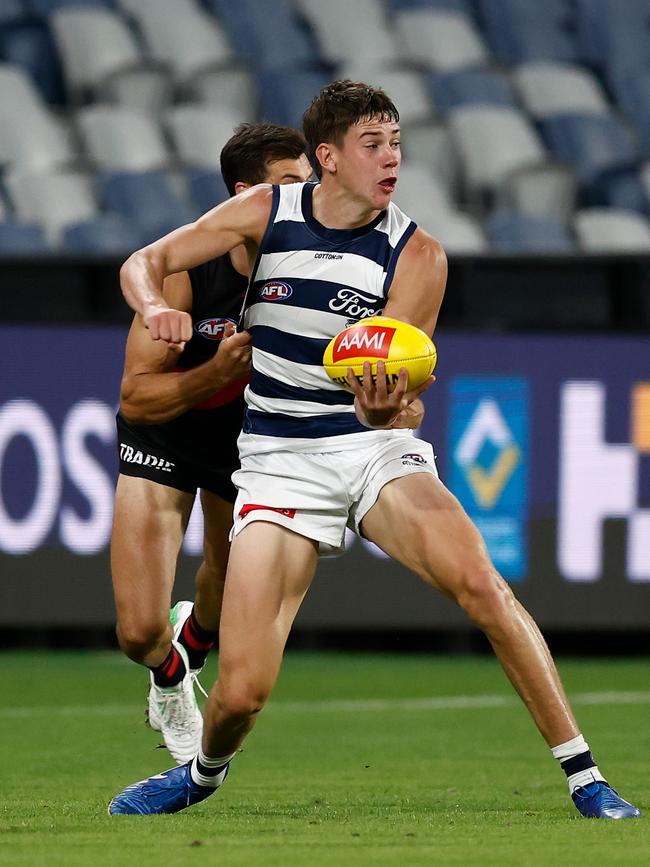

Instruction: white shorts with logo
[231,432,437,555]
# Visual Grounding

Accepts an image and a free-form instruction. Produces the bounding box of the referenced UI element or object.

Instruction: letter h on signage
[558,381,650,582]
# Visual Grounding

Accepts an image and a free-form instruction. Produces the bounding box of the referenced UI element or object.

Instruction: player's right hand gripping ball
[323,316,437,393]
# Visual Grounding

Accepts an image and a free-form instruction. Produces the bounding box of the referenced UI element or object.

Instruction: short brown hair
[220,122,307,195]
[302,79,399,178]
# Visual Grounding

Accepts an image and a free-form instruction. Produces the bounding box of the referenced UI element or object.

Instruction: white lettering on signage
[0,398,114,556]
[558,381,650,582]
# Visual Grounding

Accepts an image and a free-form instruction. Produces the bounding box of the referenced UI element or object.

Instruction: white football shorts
[231,433,437,555]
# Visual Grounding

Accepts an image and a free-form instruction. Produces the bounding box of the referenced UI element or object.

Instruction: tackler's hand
[143,306,193,350]
[212,326,252,383]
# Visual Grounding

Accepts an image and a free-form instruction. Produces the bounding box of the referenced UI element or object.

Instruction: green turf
[1,652,647,866]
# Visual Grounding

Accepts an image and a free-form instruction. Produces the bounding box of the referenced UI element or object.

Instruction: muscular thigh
[111,475,195,626]
[360,473,492,597]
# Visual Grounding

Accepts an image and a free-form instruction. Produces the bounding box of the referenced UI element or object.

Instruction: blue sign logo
[448,377,529,580]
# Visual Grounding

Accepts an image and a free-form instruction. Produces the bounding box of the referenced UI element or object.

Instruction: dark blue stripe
[247,277,385,318]
[237,184,280,329]
[266,218,394,265]
[250,369,355,406]
[251,325,329,365]
[383,219,417,296]
[243,409,367,438]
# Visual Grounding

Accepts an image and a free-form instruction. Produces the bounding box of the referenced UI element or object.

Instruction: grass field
[1,652,648,866]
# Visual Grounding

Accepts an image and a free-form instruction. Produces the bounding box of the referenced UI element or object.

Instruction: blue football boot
[108,760,228,815]
[572,782,641,819]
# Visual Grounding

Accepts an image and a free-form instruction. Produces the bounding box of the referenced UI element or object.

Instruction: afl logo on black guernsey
[259,281,292,301]
[195,317,236,340]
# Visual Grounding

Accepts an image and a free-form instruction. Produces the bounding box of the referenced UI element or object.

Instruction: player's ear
[234,181,251,195]
[315,143,336,175]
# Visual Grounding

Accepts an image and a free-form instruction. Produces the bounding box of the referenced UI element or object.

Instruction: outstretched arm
[120,185,274,347]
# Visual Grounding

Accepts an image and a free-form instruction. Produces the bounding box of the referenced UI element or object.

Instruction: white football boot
[146,602,206,765]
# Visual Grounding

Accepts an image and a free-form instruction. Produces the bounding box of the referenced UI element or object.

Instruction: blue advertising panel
[448,377,529,580]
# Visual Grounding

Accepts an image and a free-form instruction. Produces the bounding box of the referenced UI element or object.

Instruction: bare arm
[351,229,447,429]
[119,185,274,346]
[119,271,251,424]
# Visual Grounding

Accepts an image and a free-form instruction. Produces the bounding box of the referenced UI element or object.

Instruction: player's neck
[312,182,382,231]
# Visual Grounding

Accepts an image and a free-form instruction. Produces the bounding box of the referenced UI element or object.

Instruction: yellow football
[323,316,437,393]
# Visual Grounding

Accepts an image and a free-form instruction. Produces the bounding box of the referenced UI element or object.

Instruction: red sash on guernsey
[175,371,250,410]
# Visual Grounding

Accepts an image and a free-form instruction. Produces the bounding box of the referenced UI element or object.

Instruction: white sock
[190,748,235,789]
[551,734,606,794]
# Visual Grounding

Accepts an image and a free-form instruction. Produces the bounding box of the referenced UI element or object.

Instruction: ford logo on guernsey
[259,281,293,301]
[195,318,236,340]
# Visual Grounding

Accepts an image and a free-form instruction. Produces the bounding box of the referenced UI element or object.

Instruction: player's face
[263,154,313,185]
[336,119,401,210]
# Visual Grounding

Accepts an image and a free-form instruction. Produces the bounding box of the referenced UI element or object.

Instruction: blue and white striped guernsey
[239,181,417,454]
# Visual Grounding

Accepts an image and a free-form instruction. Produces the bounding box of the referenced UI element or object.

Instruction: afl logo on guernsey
[259,281,292,301]
[331,325,396,362]
[195,317,236,340]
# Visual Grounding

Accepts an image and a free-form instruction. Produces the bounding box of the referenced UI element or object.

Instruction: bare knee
[454,565,516,632]
[116,617,170,665]
[215,679,269,722]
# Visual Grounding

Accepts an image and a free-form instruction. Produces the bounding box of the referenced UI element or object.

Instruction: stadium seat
[0,62,52,117]
[0,19,66,104]
[574,0,649,77]
[448,106,546,196]
[512,62,610,119]
[186,168,229,215]
[401,123,459,193]
[539,113,640,186]
[62,213,137,254]
[165,105,246,170]
[50,7,146,101]
[0,0,27,27]
[205,0,317,71]
[588,167,650,214]
[77,106,170,171]
[339,65,434,126]
[98,68,173,114]
[387,0,473,12]
[117,0,231,84]
[188,68,257,119]
[297,0,397,64]
[495,164,577,223]
[412,206,488,252]
[486,210,575,253]
[29,0,114,13]
[574,207,650,251]
[395,162,452,216]
[256,69,330,128]
[98,170,195,238]
[475,0,577,64]
[5,169,98,245]
[296,0,397,65]
[394,9,489,70]
[0,105,76,171]
[427,68,515,117]
[0,220,49,253]
[608,70,650,158]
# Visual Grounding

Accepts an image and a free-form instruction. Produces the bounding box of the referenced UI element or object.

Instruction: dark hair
[302,79,399,178]
[220,122,307,195]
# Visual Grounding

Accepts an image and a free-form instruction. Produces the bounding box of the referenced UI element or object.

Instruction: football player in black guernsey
[111,123,313,764]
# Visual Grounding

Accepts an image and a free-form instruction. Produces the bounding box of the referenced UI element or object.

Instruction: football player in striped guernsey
[109,82,639,821]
